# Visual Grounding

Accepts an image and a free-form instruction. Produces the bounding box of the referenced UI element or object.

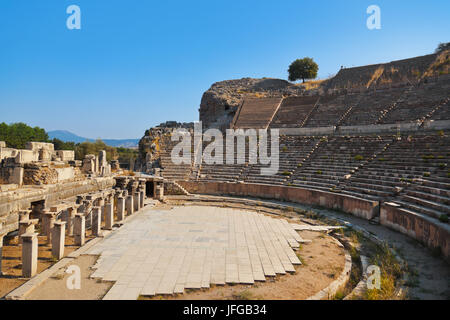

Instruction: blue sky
[0,0,448,139]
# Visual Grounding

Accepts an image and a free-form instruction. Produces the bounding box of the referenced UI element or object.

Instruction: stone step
[394,200,447,220]
[345,181,395,193]
[400,195,450,215]
[405,189,450,205]
[343,185,391,198]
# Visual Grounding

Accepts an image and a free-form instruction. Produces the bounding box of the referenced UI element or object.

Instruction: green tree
[288,57,319,83]
[435,42,450,53]
[74,139,118,161]
[51,138,76,151]
[0,122,48,149]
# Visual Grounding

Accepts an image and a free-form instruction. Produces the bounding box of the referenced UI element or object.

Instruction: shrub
[282,146,288,152]
[316,170,322,174]
[282,171,291,176]
[438,130,444,137]
[423,172,430,177]
[297,163,303,167]
[365,242,404,300]
[439,163,447,169]
[354,155,364,161]
[378,157,386,161]
[439,214,448,223]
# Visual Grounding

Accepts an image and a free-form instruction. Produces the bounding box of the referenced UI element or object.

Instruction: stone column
[0,233,5,276]
[43,212,56,244]
[155,184,165,201]
[19,210,31,222]
[65,208,76,236]
[117,197,125,222]
[52,222,66,260]
[104,203,114,230]
[92,207,101,237]
[134,192,140,211]
[21,233,38,278]
[140,190,145,208]
[98,198,105,207]
[74,215,85,246]
[19,219,39,243]
[126,195,134,216]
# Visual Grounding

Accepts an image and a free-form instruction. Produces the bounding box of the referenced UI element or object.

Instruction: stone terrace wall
[0,177,115,234]
[381,202,450,262]
[177,181,379,220]
[326,54,438,90]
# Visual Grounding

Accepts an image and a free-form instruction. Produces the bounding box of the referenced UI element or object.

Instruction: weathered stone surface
[51,221,66,260]
[21,232,38,278]
[89,206,301,299]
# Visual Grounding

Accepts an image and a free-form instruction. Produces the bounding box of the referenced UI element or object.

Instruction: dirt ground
[0,231,96,298]
[26,255,112,300]
[143,230,345,300]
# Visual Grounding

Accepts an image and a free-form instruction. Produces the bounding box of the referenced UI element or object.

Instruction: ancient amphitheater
[1,51,449,300]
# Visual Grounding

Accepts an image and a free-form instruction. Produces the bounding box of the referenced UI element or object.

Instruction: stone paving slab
[86,206,302,300]
[290,223,346,232]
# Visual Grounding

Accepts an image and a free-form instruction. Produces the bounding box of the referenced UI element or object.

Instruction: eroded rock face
[199,78,304,129]
[137,122,194,173]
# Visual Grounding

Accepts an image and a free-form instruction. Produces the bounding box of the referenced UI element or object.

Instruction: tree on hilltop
[288,57,319,83]
[435,42,450,53]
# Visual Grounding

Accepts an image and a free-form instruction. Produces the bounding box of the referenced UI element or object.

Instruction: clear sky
[0,0,448,139]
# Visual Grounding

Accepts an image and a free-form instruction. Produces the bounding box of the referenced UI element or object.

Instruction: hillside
[48,130,139,148]
[199,51,449,130]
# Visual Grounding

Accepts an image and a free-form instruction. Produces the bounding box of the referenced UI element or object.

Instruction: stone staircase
[269,96,319,128]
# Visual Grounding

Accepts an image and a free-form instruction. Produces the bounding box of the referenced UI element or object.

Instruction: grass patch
[233,290,254,300]
[364,242,404,300]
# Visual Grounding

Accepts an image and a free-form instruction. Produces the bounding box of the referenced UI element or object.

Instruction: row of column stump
[0,184,149,279]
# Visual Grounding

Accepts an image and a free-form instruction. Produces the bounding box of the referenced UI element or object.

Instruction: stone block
[52,222,66,260]
[117,197,125,222]
[126,196,134,216]
[92,207,101,237]
[55,150,75,161]
[21,232,38,278]
[133,192,140,211]
[140,190,145,208]
[74,215,85,246]
[104,203,114,230]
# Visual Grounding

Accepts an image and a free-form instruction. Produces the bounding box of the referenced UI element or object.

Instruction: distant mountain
[48,130,139,148]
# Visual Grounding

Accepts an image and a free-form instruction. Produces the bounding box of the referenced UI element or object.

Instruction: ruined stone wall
[0,177,115,234]
[22,164,82,185]
[325,53,443,90]
[177,181,379,220]
[381,202,450,262]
